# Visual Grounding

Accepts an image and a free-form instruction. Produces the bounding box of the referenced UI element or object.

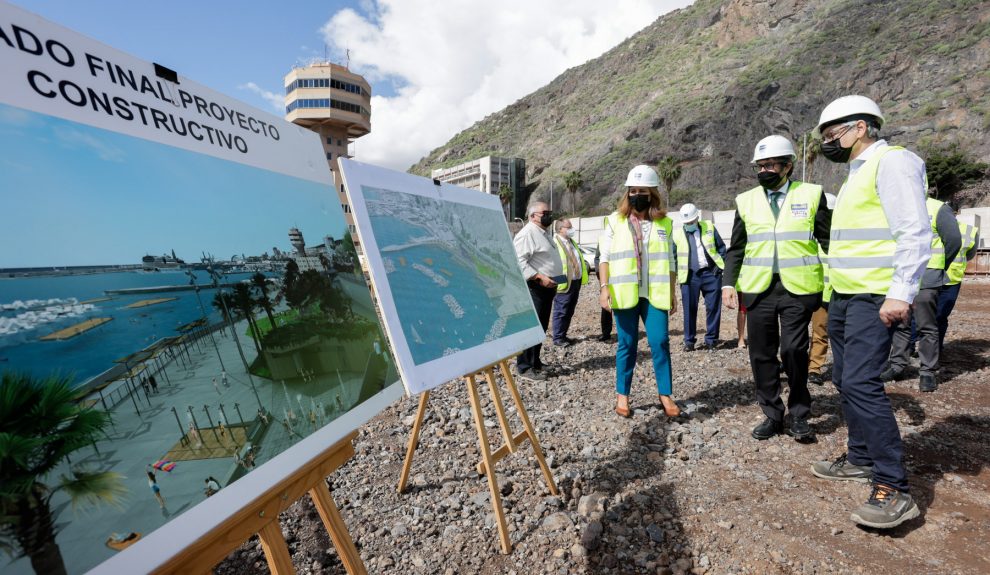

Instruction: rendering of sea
[0,269,259,386]
[371,217,533,365]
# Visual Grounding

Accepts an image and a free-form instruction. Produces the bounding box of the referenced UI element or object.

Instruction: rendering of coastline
[0,102,397,574]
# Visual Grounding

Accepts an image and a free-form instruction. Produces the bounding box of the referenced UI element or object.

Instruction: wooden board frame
[397,359,558,553]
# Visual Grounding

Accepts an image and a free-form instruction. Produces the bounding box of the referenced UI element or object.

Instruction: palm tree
[212,291,235,326]
[0,372,126,575]
[656,157,682,199]
[497,184,513,220]
[797,132,821,181]
[564,171,583,213]
[232,283,263,355]
[250,272,277,327]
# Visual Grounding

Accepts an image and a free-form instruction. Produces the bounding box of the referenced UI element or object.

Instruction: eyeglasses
[751,161,789,173]
[821,121,857,143]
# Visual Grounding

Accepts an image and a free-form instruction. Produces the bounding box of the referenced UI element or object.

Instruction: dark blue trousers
[551,281,582,343]
[829,292,909,492]
[679,268,722,346]
[936,283,962,353]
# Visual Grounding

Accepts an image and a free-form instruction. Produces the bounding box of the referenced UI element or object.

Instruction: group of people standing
[513,94,980,531]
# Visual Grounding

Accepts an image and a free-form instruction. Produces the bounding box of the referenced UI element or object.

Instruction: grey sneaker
[811,453,873,483]
[850,484,920,529]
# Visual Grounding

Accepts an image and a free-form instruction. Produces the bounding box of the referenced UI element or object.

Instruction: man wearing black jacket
[722,135,831,443]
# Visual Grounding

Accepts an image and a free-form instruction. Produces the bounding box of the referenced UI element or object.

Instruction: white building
[431,156,527,219]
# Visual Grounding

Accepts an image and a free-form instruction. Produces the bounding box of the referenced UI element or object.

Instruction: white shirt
[841,140,931,303]
[513,222,563,280]
[689,228,708,270]
[764,180,792,274]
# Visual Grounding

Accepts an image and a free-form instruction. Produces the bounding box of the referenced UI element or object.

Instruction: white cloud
[321,0,694,170]
[239,82,285,113]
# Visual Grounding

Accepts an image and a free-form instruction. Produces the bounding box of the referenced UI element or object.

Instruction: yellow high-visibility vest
[672,220,724,284]
[925,197,946,270]
[829,147,903,295]
[947,221,979,285]
[554,236,589,292]
[734,181,824,295]
[601,212,673,310]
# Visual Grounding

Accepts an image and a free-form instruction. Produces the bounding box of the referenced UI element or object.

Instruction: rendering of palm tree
[0,372,126,575]
[212,291,235,325]
[656,157,682,198]
[232,283,263,355]
[564,171,583,213]
[251,272,277,326]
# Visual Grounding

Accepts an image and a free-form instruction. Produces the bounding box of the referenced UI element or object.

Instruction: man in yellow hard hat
[810,95,930,530]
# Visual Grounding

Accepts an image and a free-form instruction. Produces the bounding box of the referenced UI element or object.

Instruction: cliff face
[410,0,990,213]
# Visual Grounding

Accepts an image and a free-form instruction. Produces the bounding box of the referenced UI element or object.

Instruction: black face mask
[757,170,784,190]
[539,213,553,227]
[630,194,651,212]
[821,139,854,163]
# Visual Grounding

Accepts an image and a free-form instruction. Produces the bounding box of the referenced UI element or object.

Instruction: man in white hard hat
[672,203,726,351]
[809,95,930,530]
[722,135,831,444]
[808,192,838,385]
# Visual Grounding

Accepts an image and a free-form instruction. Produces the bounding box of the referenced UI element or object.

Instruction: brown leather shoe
[659,395,680,417]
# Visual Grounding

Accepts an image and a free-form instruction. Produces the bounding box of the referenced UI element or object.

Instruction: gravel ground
[216,280,990,575]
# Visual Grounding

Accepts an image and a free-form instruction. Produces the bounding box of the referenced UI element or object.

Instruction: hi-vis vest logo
[656,227,668,240]
[790,203,809,218]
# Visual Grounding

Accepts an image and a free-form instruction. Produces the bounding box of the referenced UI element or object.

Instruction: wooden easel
[155,431,367,575]
[397,358,558,553]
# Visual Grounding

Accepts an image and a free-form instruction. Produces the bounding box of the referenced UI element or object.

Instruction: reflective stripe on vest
[829,146,903,295]
[672,220,724,283]
[603,212,673,310]
[734,181,824,295]
[947,222,979,285]
[925,197,946,270]
[554,236,589,293]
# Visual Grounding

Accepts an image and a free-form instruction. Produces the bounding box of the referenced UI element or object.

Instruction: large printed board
[0,5,402,574]
[338,158,544,394]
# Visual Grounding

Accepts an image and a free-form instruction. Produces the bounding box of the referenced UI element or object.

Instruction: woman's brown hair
[617,186,667,221]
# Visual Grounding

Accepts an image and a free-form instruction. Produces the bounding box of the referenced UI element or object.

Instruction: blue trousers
[829,293,908,492]
[551,281,581,343]
[680,268,722,346]
[614,297,672,396]
[936,283,961,353]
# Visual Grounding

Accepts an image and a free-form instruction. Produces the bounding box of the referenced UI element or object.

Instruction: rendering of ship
[141,250,186,271]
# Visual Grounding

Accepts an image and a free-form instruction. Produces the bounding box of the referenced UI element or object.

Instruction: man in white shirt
[513,202,563,381]
[810,95,929,530]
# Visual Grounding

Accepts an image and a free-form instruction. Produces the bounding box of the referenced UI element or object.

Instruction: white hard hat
[824,193,837,210]
[816,95,885,135]
[679,203,700,223]
[625,164,660,187]
[752,135,796,163]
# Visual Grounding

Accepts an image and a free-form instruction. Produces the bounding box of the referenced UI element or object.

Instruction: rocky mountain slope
[410,0,990,213]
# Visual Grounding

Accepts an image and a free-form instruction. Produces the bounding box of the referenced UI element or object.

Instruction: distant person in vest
[598,165,679,418]
[809,95,930,530]
[673,203,727,351]
[513,201,564,382]
[808,192,838,386]
[551,218,589,347]
[881,195,961,390]
[722,135,830,444]
[594,248,614,342]
[937,215,980,353]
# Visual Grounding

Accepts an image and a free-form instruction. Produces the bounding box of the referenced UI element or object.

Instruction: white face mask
[565,228,576,238]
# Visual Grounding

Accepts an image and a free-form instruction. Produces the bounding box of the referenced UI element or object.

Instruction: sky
[11,0,694,170]
[0,103,346,267]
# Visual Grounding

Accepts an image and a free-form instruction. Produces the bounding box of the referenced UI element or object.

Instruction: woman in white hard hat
[597,165,679,418]
[722,135,831,444]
